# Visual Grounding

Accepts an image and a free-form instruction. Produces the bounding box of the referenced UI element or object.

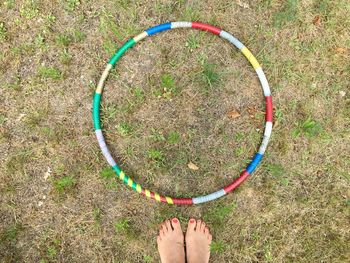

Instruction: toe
[196,220,202,231]
[200,221,206,232]
[187,218,196,232]
[204,226,209,235]
[171,218,182,233]
[208,234,212,242]
[165,220,172,231]
[161,223,168,233]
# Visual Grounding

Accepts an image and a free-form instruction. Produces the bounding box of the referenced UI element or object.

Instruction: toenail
[172,218,178,223]
[190,219,195,223]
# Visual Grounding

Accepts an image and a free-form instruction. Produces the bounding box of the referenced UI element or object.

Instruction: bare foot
[185,219,212,263]
[157,218,185,263]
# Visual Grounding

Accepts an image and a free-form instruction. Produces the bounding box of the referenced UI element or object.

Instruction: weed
[100,167,120,190]
[103,39,117,55]
[181,6,201,21]
[6,150,31,173]
[186,33,200,51]
[0,224,21,244]
[34,34,45,47]
[47,246,57,258]
[159,74,178,99]
[114,219,130,233]
[100,167,115,180]
[203,202,236,229]
[45,13,56,26]
[148,149,165,167]
[71,30,86,42]
[293,118,323,138]
[101,104,118,124]
[161,74,175,89]
[149,128,166,142]
[117,122,133,136]
[123,87,145,112]
[20,0,39,19]
[11,43,35,56]
[200,61,220,90]
[143,255,153,263]
[55,33,72,47]
[93,208,102,229]
[167,131,181,144]
[4,0,15,9]
[148,149,164,161]
[0,22,7,42]
[132,87,144,101]
[266,163,284,177]
[25,109,48,127]
[59,49,72,64]
[0,114,6,125]
[210,240,226,254]
[265,163,289,186]
[38,66,62,80]
[63,0,80,12]
[53,176,76,193]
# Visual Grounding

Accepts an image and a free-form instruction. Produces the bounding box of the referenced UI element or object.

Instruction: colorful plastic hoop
[93,22,273,205]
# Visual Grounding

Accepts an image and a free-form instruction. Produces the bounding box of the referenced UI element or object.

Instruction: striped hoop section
[93,22,273,205]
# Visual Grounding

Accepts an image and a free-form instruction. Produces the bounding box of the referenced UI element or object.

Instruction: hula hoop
[93,22,273,205]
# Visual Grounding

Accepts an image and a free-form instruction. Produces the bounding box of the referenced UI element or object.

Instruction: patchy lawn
[1,0,349,262]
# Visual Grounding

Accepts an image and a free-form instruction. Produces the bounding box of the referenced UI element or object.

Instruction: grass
[293,118,323,138]
[1,0,349,262]
[53,176,76,193]
[0,22,7,42]
[273,0,299,28]
[37,66,62,80]
[210,240,226,254]
[167,131,181,144]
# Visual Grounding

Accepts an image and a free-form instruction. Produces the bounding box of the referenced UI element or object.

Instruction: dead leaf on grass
[236,0,250,8]
[313,15,321,25]
[335,47,347,54]
[227,109,241,119]
[188,162,199,171]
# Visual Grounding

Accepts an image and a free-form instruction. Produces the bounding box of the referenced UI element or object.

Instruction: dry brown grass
[1,0,349,262]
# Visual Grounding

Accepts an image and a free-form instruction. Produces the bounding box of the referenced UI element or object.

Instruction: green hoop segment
[93,22,273,205]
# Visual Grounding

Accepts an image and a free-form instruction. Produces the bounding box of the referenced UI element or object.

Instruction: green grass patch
[53,176,76,193]
[293,118,323,138]
[200,61,221,92]
[100,167,121,190]
[117,122,133,136]
[55,33,72,47]
[186,33,200,51]
[203,202,236,229]
[25,109,48,128]
[0,224,22,245]
[20,0,39,19]
[149,128,166,142]
[156,73,178,100]
[114,219,136,239]
[210,240,226,254]
[38,66,62,80]
[6,150,31,174]
[59,49,73,64]
[0,22,7,42]
[273,0,299,28]
[4,0,15,9]
[167,131,181,144]
[62,0,80,12]
[147,149,165,167]
[100,167,115,180]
